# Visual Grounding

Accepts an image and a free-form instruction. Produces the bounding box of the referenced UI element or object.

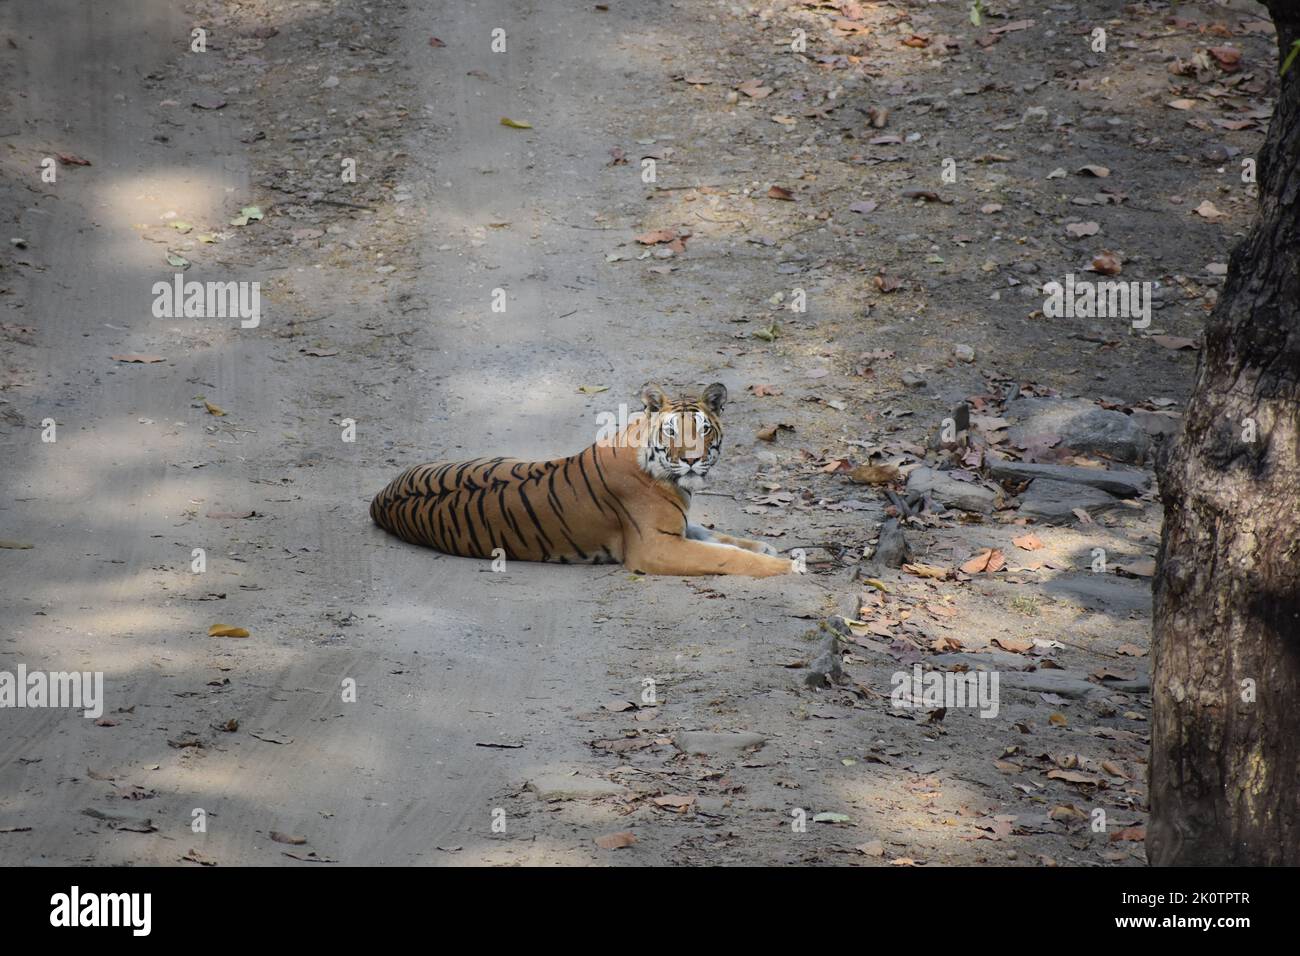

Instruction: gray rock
[805,634,843,689]
[527,774,626,801]
[675,731,767,756]
[1000,670,1104,699]
[907,466,998,513]
[1018,478,1121,523]
[987,458,1149,497]
[1106,674,1151,694]
[805,651,840,689]
[1005,398,1150,464]
[901,370,927,388]
[1129,409,1180,440]
[870,518,912,568]
[931,650,1030,671]
[1043,574,1151,614]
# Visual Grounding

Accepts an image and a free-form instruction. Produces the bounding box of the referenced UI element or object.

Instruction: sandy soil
[0,0,1276,865]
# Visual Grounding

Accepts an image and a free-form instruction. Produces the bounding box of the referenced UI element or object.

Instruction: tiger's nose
[683,455,703,465]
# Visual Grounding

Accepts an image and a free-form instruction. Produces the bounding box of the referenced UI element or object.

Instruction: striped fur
[370,383,795,576]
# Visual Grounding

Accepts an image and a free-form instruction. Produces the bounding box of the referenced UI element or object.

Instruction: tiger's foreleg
[626,534,795,577]
[686,522,780,557]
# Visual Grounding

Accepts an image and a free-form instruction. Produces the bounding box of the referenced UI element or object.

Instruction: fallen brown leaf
[848,463,898,485]
[1090,252,1122,276]
[1012,533,1044,551]
[209,624,250,638]
[960,548,1006,574]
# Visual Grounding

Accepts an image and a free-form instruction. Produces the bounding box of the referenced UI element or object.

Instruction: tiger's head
[637,382,727,492]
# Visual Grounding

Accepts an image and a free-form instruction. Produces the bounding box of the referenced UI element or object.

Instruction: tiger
[369,382,796,576]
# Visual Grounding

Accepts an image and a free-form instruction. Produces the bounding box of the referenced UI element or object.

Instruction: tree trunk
[1149,3,1300,865]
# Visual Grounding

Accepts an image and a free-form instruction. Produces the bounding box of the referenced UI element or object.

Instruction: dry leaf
[737,79,772,99]
[1012,533,1043,551]
[499,117,532,129]
[766,185,794,201]
[1046,769,1104,786]
[993,636,1033,653]
[111,354,165,364]
[209,624,250,638]
[903,563,948,580]
[1195,200,1225,219]
[1090,252,1122,276]
[1207,46,1241,72]
[634,228,677,245]
[1049,804,1089,824]
[848,463,898,485]
[652,794,695,812]
[960,548,1006,574]
[203,400,226,417]
[595,831,637,850]
[1109,825,1146,842]
[270,831,307,845]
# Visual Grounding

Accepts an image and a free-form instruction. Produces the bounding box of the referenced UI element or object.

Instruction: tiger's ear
[701,382,728,414]
[640,384,670,413]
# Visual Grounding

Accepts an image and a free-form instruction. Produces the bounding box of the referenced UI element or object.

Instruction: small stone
[1018,478,1121,524]
[1000,670,1103,699]
[526,774,626,801]
[907,466,997,514]
[986,459,1149,497]
[1005,398,1150,464]
[953,343,975,363]
[932,651,1029,671]
[870,518,912,568]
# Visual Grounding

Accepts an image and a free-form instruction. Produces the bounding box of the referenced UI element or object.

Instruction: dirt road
[2,0,1272,865]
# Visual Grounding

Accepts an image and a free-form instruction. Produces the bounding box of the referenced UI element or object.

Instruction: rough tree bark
[1150,2,1300,865]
